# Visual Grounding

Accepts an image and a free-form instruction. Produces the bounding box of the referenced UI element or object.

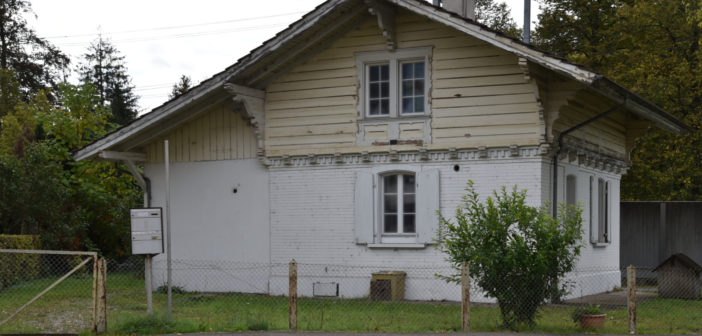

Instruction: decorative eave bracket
[223,83,268,166]
[365,0,396,50]
[98,150,148,192]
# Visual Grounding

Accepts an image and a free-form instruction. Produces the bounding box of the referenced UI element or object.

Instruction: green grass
[2,273,701,335]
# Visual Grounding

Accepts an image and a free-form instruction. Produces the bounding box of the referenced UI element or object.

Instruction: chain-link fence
[2,253,701,334]
[0,250,97,333]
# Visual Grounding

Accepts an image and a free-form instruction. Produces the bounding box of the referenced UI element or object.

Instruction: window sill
[367,243,427,249]
[592,242,610,248]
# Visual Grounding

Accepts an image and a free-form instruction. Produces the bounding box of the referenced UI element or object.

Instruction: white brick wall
[269,158,546,300]
[144,155,622,299]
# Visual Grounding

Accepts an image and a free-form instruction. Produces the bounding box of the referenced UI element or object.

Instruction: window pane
[369,100,379,115]
[414,79,424,95]
[380,99,389,115]
[384,175,397,193]
[384,195,397,213]
[414,62,424,78]
[402,63,413,78]
[369,65,379,81]
[403,175,415,193]
[370,83,379,98]
[402,98,413,113]
[380,64,389,80]
[402,80,412,96]
[414,97,424,113]
[381,82,389,97]
[384,215,398,233]
[403,214,415,233]
[403,194,415,213]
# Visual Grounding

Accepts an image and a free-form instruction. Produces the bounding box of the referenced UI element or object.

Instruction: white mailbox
[130,208,164,255]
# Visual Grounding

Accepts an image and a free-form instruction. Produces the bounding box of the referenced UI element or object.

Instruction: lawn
[1,272,701,334]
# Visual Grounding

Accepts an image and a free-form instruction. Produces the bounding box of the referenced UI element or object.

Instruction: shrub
[571,305,602,323]
[437,181,583,329]
[0,234,41,289]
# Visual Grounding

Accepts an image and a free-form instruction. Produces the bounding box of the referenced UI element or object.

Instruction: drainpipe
[551,99,627,217]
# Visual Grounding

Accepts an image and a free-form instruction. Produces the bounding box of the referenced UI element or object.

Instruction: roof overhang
[74,0,690,161]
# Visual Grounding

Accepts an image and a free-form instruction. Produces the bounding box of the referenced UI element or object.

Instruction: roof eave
[590,78,692,135]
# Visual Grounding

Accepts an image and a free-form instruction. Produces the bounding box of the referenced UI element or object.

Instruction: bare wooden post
[92,255,98,330]
[461,262,470,332]
[289,259,298,331]
[627,265,636,334]
[95,258,107,334]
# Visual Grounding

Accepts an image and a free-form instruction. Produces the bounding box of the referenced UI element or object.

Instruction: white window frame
[356,47,432,120]
[379,172,417,243]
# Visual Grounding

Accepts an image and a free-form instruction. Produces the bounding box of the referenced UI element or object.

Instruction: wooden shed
[653,253,701,299]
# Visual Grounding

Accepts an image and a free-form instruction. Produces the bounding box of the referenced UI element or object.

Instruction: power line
[43,11,306,39]
[53,23,288,47]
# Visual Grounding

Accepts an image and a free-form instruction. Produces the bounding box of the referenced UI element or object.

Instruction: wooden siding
[552,89,628,158]
[264,9,542,157]
[143,104,258,163]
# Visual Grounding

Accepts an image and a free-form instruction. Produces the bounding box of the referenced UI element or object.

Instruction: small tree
[168,75,192,99]
[437,181,583,329]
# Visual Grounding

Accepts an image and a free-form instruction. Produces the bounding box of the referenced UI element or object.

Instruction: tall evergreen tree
[0,0,69,117]
[168,75,192,100]
[77,37,139,126]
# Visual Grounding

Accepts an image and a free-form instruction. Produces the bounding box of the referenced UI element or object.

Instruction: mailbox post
[130,208,163,315]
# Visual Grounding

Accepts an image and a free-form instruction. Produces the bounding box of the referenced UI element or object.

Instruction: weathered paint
[265,9,542,157]
[142,104,258,163]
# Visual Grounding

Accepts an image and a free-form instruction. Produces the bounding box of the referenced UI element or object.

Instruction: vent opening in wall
[313,282,339,297]
[453,164,460,172]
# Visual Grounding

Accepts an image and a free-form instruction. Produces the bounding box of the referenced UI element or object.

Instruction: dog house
[653,253,701,299]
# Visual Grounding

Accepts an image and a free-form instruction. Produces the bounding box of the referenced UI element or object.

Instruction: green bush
[571,305,603,323]
[437,181,583,329]
[0,234,41,289]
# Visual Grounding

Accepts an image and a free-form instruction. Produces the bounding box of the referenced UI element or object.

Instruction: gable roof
[654,253,702,273]
[74,0,690,161]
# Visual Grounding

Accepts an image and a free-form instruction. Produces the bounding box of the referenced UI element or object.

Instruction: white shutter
[354,171,375,244]
[416,169,440,244]
[589,176,598,243]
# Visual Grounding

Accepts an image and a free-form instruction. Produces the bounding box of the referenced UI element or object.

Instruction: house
[74,0,689,300]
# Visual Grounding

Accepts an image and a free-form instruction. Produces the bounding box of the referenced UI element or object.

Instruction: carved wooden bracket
[365,0,396,50]
[223,83,267,165]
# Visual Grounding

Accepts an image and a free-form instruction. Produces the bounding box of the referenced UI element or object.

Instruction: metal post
[461,262,470,332]
[164,140,172,319]
[627,265,636,334]
[145,255,153,315]
[523,0,531,43]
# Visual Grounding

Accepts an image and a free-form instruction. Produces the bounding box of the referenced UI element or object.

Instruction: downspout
[551,98,627,217]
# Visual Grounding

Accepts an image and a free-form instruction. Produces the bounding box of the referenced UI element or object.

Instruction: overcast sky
[28,0,540,114]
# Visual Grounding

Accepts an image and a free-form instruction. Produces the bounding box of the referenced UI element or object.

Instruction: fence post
[95,258,107,334]
[92,255,98,330]
[289,259,298,331]
[461,261,470,332]
[627,265,636,334]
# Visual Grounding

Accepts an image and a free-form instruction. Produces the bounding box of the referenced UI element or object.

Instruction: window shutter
[417,169,440,244]
[589,176,598,243]
[354,171,375,244]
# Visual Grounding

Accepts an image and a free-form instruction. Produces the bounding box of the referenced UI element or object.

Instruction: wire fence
[1,253,702,334]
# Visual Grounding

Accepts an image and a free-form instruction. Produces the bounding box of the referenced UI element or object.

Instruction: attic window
[356,47,432,119]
